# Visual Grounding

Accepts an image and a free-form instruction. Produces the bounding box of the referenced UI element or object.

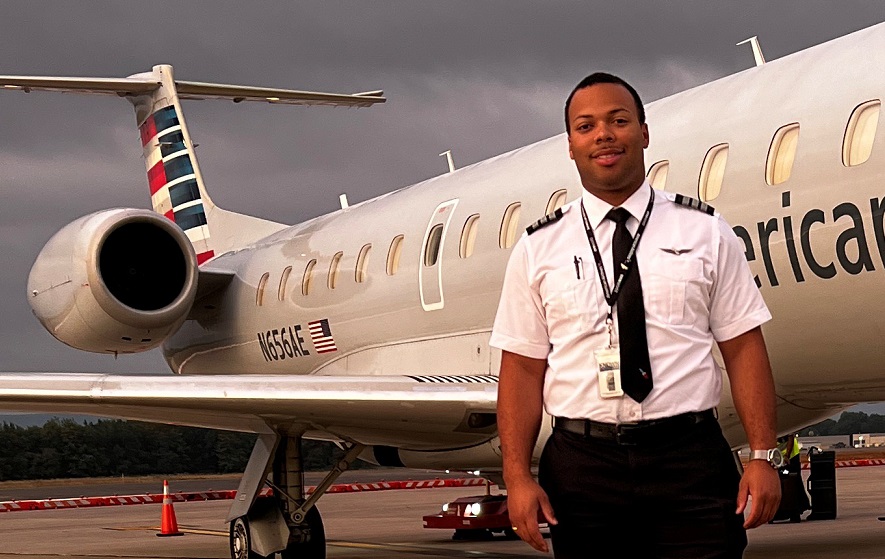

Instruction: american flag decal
[308,319,338,354]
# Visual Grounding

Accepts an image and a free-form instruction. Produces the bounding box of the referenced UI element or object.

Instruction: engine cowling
[27,209,199,354]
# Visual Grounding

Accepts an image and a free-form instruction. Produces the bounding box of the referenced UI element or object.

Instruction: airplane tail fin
[131,65,225,264]
[0,65,385,264]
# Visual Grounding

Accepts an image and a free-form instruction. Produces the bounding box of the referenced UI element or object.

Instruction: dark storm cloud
[0,1,883,379]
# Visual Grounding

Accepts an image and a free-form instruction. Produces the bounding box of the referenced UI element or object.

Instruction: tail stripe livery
[138,105,178,145]
[138,104,214,264]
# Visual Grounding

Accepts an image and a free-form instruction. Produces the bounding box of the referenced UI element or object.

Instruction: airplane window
[278,266,292,301]
[499,202,522,249]
[424,224,444,267]
[843,100,880,167]
[301,259,317,296]
[545,190,568,215]
[459,214,480,259]
[766,123,800,185]
[387,235,404,276]
[355,244,372,283]
[256,272,270,306]
[647,161,669,190]
[328,252,344,289]
[698,144,729,202]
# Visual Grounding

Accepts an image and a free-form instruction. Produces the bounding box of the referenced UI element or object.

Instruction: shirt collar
[581,180,653,229]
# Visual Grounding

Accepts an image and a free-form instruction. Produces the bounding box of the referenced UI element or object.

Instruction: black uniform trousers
[538,415,747,559]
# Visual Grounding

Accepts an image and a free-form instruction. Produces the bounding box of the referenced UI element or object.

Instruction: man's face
[567,83,649,204]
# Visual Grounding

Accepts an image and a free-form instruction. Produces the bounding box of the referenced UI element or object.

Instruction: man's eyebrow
[610,107,632,115]
[571,107,634,121]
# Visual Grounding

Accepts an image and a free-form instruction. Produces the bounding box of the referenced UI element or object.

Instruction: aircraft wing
[0,373,497,449]
[0,75,385,107]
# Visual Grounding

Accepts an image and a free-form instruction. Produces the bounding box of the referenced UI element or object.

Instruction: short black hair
[564,72,645,133]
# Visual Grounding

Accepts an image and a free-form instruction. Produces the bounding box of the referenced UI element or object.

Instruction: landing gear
[227,432,363,559]
[279,506,325,559]
[229,506,325,559]
[230,516,261,559]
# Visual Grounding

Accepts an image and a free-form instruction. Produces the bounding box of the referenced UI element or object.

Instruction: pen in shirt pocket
[573,255,584,280]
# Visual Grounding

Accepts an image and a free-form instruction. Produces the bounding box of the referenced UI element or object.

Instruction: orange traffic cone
[157,480,184,537]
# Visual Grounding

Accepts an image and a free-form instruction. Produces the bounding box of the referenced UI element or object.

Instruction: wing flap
[0,374,497,449]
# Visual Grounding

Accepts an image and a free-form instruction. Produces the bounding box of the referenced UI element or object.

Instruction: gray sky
[0,2,883,413]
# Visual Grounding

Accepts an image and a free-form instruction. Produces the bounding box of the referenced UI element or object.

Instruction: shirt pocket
[540,265,605,333]
[643,250,704,325]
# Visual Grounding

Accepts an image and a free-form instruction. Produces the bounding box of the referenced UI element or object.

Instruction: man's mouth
[592,148,625,166]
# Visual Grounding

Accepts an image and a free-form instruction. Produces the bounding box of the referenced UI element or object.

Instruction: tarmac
[1,466,884,559]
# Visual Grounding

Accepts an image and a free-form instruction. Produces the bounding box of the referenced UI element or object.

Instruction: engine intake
[28,209,198,354]
[99,221,188,312]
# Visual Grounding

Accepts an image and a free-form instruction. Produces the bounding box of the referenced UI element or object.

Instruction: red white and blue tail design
[138,104,214,264]
[126,65,219,266]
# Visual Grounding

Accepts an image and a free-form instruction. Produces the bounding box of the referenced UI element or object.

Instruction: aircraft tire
[280,506,325,559]
[229,516,265,559]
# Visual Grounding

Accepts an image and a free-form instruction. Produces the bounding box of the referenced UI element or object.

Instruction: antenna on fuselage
[439,150,456,173]
[339,194,350,209]
[736,36,766,67]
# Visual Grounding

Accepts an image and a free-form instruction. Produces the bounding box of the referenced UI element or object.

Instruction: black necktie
[606,208,653,403]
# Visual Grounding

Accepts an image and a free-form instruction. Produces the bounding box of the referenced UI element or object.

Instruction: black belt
[554,409,715,446]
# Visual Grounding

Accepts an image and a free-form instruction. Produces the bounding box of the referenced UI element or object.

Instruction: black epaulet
[526,206,567,235]
[672,193,715,216]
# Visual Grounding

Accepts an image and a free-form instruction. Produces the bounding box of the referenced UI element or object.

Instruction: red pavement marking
[0,477,490,513]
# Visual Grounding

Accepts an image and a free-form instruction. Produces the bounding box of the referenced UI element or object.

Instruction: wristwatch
[749,448,785,469]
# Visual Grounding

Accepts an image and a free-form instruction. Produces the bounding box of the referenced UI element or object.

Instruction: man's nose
[594,122,614,142]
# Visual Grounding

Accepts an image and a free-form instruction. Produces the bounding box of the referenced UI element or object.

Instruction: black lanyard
[579,187,655,310]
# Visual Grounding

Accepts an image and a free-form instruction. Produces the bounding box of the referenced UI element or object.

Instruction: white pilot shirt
[489,181,771,423]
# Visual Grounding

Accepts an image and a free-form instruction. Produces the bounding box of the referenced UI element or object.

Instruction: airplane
[1,19,884,559]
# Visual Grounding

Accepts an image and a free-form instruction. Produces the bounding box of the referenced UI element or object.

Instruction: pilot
[490,73,781,558]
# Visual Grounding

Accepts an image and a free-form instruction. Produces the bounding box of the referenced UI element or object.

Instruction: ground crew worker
[780,433,803,464]
[774,434,810,521]
[491,72,782,558]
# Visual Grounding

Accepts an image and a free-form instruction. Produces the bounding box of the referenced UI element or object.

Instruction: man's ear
[567,135,575,160]
[641,123,649,149]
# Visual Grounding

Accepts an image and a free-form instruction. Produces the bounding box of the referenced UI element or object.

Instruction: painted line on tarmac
[327,540,539,557]
[103,525,226,536]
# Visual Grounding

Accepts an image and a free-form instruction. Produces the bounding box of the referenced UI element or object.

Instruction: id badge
[594,347,624,399]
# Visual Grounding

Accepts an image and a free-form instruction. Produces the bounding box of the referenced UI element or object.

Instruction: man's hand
[507,477,558,553]
[719,328,780,528]
[736,460,781,528]
[497,350,553,551]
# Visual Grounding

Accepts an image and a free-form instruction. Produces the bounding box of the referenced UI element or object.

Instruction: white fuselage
[164,22,885,446]
[154,26,885,450]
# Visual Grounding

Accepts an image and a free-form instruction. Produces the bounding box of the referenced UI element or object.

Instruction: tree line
[0,418,366,481]
[799,411,885,437]
[2,411,882,480]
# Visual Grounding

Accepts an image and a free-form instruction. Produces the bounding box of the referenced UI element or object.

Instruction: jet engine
[27,209,199,354]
